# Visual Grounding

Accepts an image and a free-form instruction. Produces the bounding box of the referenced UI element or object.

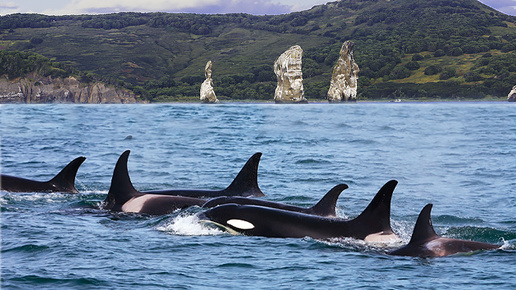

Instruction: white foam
[500,238,516,250]
[0,192,67,203]
[335,208,349,219]
[390,219,414,243]
[157,214,224,236]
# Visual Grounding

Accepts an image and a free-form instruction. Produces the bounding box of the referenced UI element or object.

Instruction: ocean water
[1,102,516,289]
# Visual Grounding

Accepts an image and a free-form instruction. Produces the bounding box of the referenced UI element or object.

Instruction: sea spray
[501,238,516,250]
[157,213,224,236]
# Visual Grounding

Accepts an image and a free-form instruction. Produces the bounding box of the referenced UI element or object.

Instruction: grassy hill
[1,0,515,102]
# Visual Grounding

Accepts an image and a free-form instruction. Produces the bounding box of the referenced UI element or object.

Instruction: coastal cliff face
[0,74,143,104]
[200,61,219,103]
[274,45,306,104]
[327,41,359,103]
[508,85,516,102]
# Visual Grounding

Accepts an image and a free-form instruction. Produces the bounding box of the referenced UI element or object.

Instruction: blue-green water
[1,103,516,289]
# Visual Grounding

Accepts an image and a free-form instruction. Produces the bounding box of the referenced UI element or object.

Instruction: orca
[1,156,86,193]
[199,180,399,241]
[201,184,348,217]
[388,204,500,257]
[140,152,264,198]
[103,150,207,215]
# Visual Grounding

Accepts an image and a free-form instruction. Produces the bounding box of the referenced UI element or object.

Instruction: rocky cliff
[327,41,359,103]
[0,74,143,104]
[200,61,219,103]
[274,45,306,104]
[508,85,516,102]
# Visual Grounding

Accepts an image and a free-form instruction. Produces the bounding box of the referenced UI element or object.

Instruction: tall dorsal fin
[354,180,397,233]
[48,156,86,193]
[408,204,439,244]
[104,150,141,209]
[310,184,348,217]
[223,152,264,197]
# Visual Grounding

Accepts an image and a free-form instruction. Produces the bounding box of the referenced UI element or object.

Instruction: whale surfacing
[1,156,86,193]
[141,152,264,198]
[388,204,500,257]
[102,150,206,215]
[199,180,399,241]
[202,183,348,217]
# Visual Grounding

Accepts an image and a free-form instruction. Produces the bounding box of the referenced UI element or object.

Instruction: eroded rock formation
[200,61,219,103]
[274,45,306,104]
[0,74,142,104]
[327,41,359,103]
[508,85,516,102]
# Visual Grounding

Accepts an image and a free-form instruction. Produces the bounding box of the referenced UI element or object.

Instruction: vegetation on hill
[0,50,69,79]
[1,0,515,102]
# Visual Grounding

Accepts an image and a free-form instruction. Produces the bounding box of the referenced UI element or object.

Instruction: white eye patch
[227,219,255,230]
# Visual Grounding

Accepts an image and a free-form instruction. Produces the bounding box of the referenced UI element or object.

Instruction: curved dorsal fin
[310,184,348,217]
[49,156,86,193]
[354,180,397,233]
[408,204,439,244]
[223,152,264,197]
[104,150,141,209]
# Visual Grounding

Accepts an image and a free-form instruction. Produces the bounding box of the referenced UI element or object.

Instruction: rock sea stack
[200,60,219,103]
[274,45,307,104]
[327,41,359,103]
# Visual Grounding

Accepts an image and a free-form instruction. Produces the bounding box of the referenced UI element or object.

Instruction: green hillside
[1,0,515,102]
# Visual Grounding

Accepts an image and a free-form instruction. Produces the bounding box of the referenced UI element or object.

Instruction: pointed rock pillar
[327,41,359,103]
[200,60,219,103]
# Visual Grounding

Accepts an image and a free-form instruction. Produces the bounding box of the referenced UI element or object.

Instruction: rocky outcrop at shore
[508,85,516,102]
[274,45,307,104]
[0,74,143,104]
[200,61,219,103]
[327,41,359,103]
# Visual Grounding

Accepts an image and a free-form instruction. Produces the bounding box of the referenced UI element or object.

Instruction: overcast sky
[1,0,515,16]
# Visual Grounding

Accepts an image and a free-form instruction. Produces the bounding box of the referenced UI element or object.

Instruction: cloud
[479,0,516,15]
[51,0,292,15]
[0,1,20,15]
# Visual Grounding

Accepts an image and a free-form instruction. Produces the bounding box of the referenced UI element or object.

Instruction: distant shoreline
[1,98,511,105]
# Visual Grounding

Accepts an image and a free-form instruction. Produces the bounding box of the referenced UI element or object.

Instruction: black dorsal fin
[223,152,264,197]
[104,150,141,209]
[354,180,397,233]
[408,204,439,244]
[310,184,348,217]
[48,156,86,193]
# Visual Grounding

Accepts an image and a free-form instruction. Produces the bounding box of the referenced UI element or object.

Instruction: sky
[0,0,515,16]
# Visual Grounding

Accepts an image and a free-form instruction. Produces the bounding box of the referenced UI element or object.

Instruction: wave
[433,215,485,224]
[217,262,258,269]
[295,158,332,165]
[5,275,106,288]
[444,226,516,243]
[2,244,51,254]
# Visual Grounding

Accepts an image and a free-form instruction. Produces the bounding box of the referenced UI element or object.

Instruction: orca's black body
[389,204,500,257]
[1,157,86,193]
[141,152,264,198]
[200,180,398,241]
[103,150,205,215]
[202,184,348,217]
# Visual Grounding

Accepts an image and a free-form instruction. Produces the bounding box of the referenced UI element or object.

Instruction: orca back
[351,180,397,235]
[309,183,348,217]
[104,150,141,210]
[1,156,86,193]
[222,152,264,197]
[48,156,86,193]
